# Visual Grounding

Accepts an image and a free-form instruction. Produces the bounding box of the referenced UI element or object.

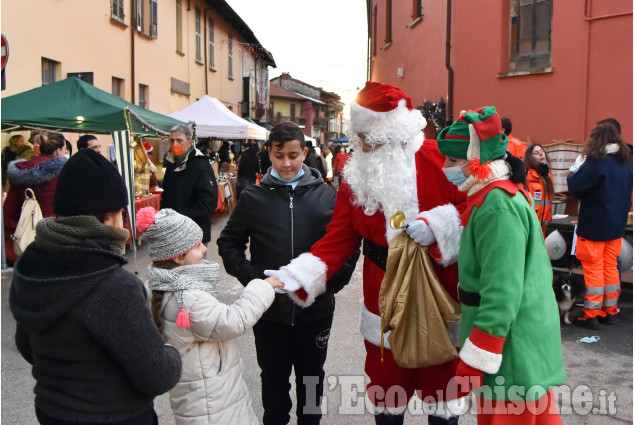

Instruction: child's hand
[265,276,285,289]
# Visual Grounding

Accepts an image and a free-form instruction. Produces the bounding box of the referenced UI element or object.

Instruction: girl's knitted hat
[135,207,203,261]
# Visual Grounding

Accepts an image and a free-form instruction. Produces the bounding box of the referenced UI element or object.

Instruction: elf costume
[438,107,566,425]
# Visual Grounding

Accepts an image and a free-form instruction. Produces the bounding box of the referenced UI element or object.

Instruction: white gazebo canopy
[169,95,267,140]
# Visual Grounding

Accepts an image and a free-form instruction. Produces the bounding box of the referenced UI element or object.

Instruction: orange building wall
[368,0,632,144]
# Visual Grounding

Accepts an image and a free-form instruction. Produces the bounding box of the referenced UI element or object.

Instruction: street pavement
[2,213,632,424]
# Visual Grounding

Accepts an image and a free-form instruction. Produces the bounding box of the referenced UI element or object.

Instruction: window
[112,77,124,99]
[412,0,423,20]
[195,8,201,62]
[290,104,296,120]
[176,0,183,52]
[509,0,552,71]
[228,34,233,78]
[111,0,125,23]
[41,58,60,86]
[208,18,215,69]
[385,0,392,45]
[135,0,157,37]
[139,84,149,109]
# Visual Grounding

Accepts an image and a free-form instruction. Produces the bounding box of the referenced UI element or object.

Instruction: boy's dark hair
[500,117,512,136]
[267,122,306,149]
[596,118,621,135]
[77,134,98,150]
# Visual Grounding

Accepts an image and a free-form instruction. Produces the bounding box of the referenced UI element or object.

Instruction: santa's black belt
[459,287,481,307]
[363,237,388,271]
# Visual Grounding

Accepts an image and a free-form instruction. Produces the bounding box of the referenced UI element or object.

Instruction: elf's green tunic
[459,184,566,401]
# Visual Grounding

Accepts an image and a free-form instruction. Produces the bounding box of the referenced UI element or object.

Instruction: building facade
[1,0,275,121]
[269,73,344,144]
[367,0,633,144]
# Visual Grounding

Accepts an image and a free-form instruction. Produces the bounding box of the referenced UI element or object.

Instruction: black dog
[553,273,585,325]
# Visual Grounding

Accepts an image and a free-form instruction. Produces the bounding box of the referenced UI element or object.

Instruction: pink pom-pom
[175,307,190,328]
[135,207,157,234]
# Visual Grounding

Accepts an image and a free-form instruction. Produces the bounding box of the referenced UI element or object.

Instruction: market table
[123,193,162,247]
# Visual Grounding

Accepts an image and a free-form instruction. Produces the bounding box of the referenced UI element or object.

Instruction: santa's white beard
[343,140,420,223]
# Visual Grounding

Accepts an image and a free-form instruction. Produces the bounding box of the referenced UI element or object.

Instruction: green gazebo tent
[1,77,188,245]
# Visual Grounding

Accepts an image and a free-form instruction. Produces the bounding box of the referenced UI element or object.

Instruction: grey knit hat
[135,207,203,261]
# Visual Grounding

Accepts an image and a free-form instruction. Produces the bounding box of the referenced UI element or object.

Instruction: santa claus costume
[277,82,467,424]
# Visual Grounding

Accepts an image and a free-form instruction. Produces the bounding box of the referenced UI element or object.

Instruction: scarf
[36,216,130,254]
[146,260,220,308]
[458,159,511,196]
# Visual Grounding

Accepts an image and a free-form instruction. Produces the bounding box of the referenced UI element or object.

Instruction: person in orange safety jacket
[523,143,554,237]
[501,117,527,158]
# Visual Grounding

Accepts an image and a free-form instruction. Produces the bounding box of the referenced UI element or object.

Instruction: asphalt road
[2,213,632,424]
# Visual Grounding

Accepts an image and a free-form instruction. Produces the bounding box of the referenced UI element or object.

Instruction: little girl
[136,207,283,425]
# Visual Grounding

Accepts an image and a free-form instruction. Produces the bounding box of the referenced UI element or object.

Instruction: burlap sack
[378,232,460,368]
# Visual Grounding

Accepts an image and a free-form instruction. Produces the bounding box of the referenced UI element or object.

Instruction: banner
[257,68,269,104]
[543,142,584,193]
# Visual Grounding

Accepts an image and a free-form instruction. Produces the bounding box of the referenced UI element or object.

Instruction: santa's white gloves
[264,269,302,294]
[406,219,436,246]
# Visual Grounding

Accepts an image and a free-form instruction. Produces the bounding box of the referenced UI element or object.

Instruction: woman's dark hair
[40,132,66,155]
[523,143,554,199]
[149,260,180,333]
[267,122,306,149]
[583,123,631,163]
[504,152,527,185]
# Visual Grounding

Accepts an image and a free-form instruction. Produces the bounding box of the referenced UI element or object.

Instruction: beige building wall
[1,0,270,120]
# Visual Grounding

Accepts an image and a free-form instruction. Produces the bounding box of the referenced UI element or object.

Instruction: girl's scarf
[146,260,220,307]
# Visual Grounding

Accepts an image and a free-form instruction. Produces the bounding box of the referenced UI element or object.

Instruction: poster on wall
[543,141,584,193]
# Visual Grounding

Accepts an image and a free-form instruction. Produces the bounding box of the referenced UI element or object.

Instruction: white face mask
[442,162,469,186]
[64,154,70,159]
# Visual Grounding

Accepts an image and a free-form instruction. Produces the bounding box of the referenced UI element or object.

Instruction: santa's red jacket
[283,139,467,405]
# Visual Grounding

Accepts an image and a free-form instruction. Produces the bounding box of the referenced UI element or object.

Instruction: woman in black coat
[10,149,182,425]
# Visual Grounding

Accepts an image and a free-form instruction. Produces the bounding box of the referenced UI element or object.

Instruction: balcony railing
[272,115,306,126]
[313,117,328,129]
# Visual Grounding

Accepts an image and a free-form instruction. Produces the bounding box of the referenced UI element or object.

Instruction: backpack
[11,188,43,255]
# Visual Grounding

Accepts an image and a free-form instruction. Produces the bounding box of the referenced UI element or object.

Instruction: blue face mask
[443,163,469,186]
[271,168,305,184]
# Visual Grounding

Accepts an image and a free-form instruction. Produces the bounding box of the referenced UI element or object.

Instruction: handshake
[264,269,302,294]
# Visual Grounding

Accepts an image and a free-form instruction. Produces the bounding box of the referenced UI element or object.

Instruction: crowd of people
[3,82,632,425]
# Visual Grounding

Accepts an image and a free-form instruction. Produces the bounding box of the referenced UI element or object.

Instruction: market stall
[1,77,187,248]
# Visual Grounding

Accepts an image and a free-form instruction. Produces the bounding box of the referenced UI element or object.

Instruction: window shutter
[151,0,158,37]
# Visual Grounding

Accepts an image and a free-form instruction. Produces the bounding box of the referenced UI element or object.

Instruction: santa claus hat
[437,106,508,165]
[142,141,153,153]
[349,82,426,137]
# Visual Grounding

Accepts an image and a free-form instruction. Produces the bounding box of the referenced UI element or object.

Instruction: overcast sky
[224,0,369,113]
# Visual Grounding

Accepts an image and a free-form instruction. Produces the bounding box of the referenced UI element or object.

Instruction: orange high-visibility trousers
[575,237,622,318]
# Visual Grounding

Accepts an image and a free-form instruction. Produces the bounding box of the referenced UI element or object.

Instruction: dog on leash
[553,273,585,325]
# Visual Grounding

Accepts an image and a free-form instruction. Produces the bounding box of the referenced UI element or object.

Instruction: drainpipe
[445,0,453,126]
[203,7,213,95]
[130,0,136,104]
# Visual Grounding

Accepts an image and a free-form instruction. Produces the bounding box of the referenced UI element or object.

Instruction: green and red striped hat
[437,106,508,165]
